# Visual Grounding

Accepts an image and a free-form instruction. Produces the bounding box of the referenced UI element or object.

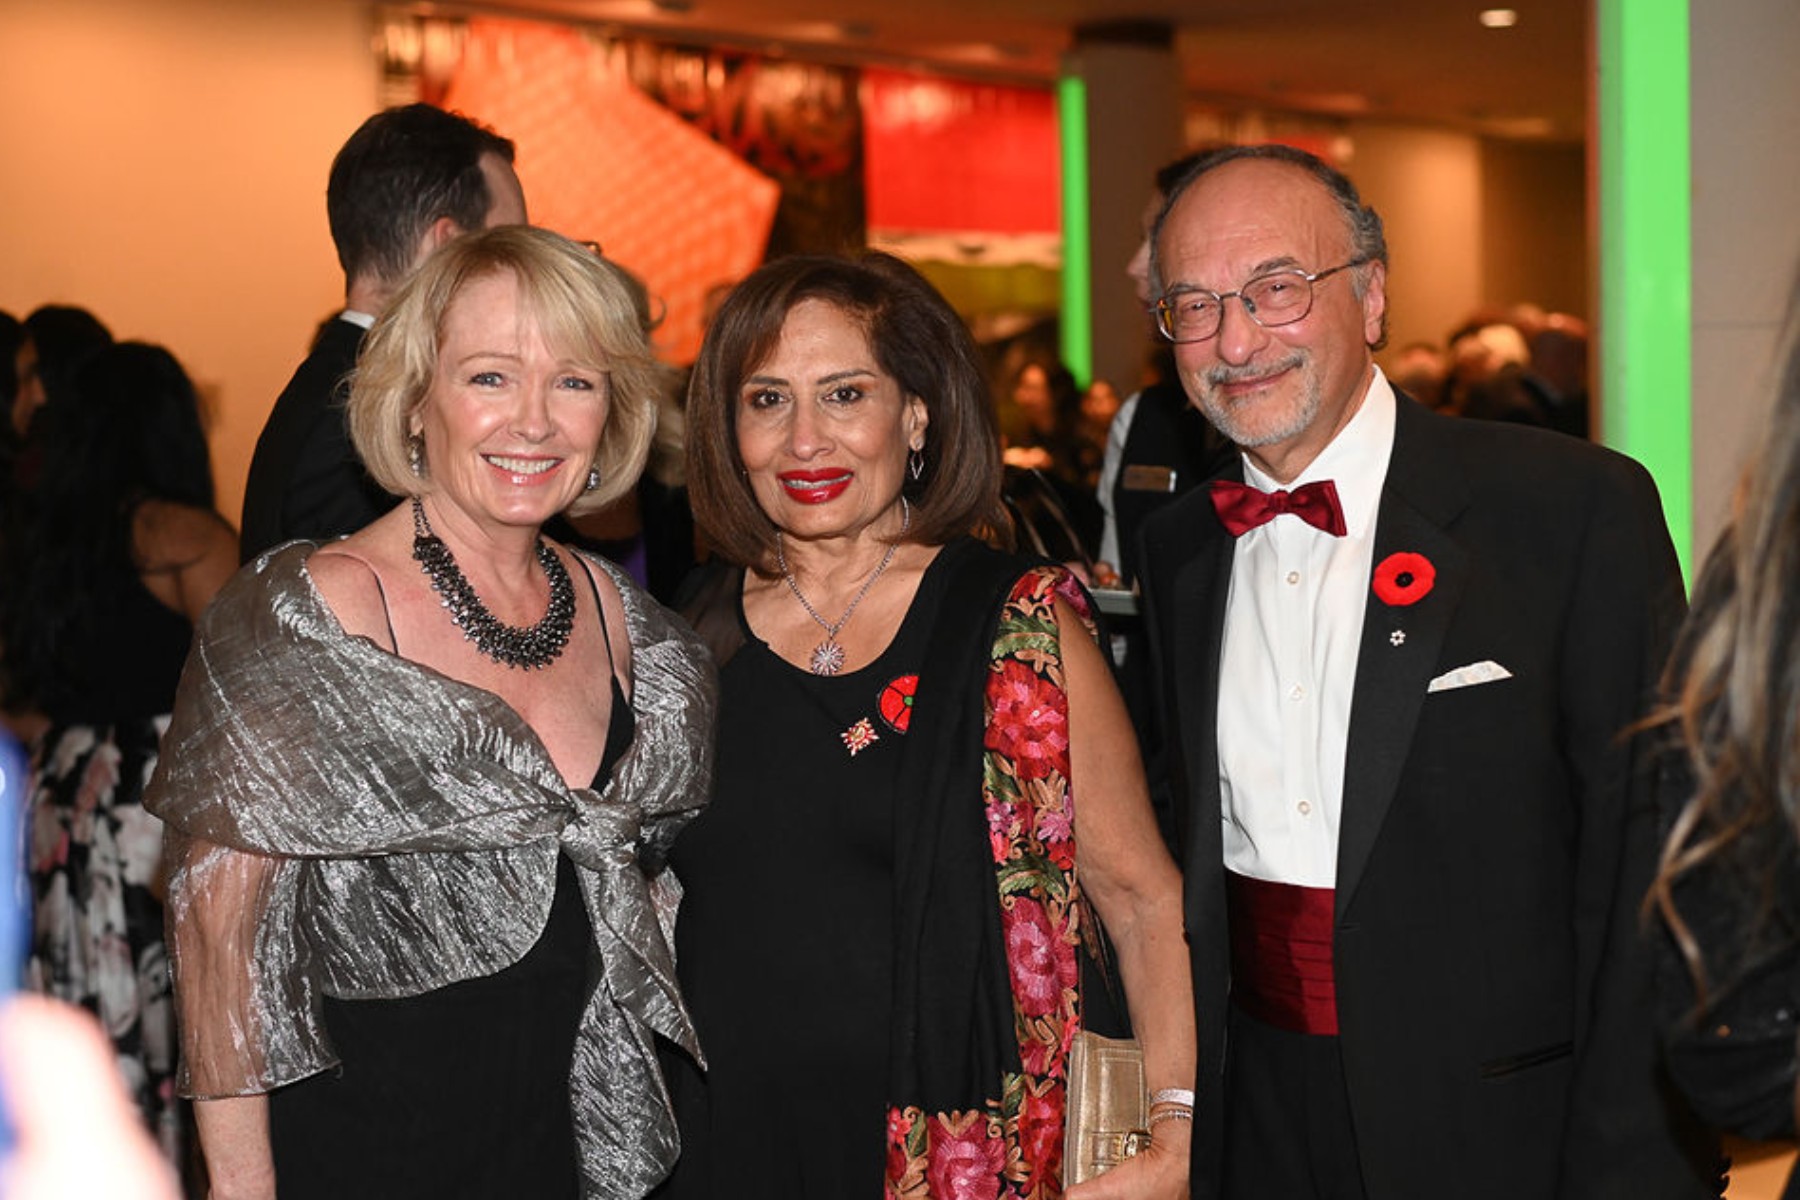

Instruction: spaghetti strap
[573,552,636,791]
[369,566,400,656]
[576,553,625,698]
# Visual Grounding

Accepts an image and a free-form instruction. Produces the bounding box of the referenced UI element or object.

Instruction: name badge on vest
[1121,465,1178,494]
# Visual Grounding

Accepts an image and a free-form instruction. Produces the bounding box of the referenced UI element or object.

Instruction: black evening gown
[267,676,635,1200]
[658,542,967,1198]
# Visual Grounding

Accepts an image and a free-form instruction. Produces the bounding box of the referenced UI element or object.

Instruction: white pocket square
[1427,661,1513,693]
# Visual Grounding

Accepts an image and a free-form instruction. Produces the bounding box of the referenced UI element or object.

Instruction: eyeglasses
[1152,257,1371,344]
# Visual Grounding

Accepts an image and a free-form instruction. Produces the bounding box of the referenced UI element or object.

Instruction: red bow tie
[1208,479,1347,537]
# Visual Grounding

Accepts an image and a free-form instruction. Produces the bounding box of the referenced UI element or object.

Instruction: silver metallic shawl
[143,542,716,1199]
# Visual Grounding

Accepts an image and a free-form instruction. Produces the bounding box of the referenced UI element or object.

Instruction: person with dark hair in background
[1002,359,1083,479]
[669,251,1192,1199]
[1137,143,1715,1199]
[1650,283,1800,1195]
[1001,357,1105,574]
[10,305,113,445]
[1461,316,1592,439]
[0,310,23,497]
[0,341,238,1170]
[239,102,527,561]
[0,310,21,419]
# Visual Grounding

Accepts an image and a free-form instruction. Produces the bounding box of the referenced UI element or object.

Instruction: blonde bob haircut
[349,225,661,516]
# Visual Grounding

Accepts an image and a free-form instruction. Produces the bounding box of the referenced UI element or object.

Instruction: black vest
[1111,380,1229,585]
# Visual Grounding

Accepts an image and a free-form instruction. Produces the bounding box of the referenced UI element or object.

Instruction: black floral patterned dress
[26,555,191,1161]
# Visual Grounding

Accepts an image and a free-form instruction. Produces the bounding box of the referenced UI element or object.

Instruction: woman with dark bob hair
[666,251,1193,1198]
[145,226,715,1200]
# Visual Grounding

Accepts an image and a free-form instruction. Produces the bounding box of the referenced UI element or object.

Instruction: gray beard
[1195,351,1318,448]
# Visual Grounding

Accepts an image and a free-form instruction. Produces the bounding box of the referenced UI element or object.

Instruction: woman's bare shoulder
[306,542,399,648]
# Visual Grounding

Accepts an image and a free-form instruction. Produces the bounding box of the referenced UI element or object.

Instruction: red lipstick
[778,469,852,504]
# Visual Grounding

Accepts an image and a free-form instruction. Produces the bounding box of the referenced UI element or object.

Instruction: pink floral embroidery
[1034,800,1072,846]
[985,804,1012,864]
[887,567,1092,1199]
[842,717,880,757]
[983,661,1069,783]
[925,1111,1006,1200]
[1005,896,1078,1017]
[1018,1081,1065,1195]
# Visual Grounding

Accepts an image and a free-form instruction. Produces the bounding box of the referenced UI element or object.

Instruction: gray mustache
[1204,353,1306,388]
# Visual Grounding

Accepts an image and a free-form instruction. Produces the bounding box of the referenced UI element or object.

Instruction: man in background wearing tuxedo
[240,103,526,560]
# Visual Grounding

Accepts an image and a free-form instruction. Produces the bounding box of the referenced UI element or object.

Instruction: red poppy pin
[1372,552,1435,607]
[879,675,918,733]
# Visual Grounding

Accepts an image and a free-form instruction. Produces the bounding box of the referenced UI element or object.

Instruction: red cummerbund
[1226,870,1339,1036]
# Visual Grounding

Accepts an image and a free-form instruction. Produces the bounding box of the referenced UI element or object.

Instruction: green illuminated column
[1596,0,1691,579]
[1057,74,1093,387]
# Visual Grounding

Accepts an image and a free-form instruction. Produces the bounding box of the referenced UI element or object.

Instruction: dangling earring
[408,434,426,478]
[908,445,925,481]
[585,464,603,492]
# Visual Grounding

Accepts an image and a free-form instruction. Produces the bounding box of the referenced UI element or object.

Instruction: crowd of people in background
[2,306,237,1187]
[2,102,1798,1200]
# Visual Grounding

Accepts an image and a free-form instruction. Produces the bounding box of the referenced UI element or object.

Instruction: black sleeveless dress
[658,541,966,1199]
[268,671,635,1199]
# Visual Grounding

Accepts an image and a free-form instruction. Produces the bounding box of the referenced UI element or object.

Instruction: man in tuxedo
[240,103,527,560]
[1136,145,1715,1198]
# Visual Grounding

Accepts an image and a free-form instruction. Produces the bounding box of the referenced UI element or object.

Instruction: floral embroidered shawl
[883,542,1095,1199]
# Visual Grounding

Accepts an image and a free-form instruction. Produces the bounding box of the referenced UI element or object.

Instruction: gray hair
[1148,143,1388,301]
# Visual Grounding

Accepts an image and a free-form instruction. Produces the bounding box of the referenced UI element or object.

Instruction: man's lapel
[1165,459,1239,902]
[1335,401,1471,920]
[1173,524,1235,880]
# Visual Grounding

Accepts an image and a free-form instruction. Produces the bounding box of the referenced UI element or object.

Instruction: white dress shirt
[1217,369,1397,887]
[1095,391,1141,569]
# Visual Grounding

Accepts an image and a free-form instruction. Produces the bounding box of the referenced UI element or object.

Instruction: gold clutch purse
[1062,1030,1151,1185]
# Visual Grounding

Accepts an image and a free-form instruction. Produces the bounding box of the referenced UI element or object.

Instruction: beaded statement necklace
[775,498,910,677]
[411,498,575,670]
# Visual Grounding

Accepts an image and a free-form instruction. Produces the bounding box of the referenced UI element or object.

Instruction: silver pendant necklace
[776,499,911,676]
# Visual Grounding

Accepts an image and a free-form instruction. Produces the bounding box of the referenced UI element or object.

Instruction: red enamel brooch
[879,675,918,733]
[1372,552,1435,606]
[841,717,880,757]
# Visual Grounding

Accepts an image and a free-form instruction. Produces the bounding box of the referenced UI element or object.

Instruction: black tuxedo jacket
[1138,395,1715,1198]
[240,317,384,561]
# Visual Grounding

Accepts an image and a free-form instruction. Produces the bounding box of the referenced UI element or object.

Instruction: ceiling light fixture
[1478,9,1518,27]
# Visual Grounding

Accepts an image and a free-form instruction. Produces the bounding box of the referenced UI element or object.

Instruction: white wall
[1348,124,1487,356]
[0,0,377,527]
[1688,0,1800,562]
